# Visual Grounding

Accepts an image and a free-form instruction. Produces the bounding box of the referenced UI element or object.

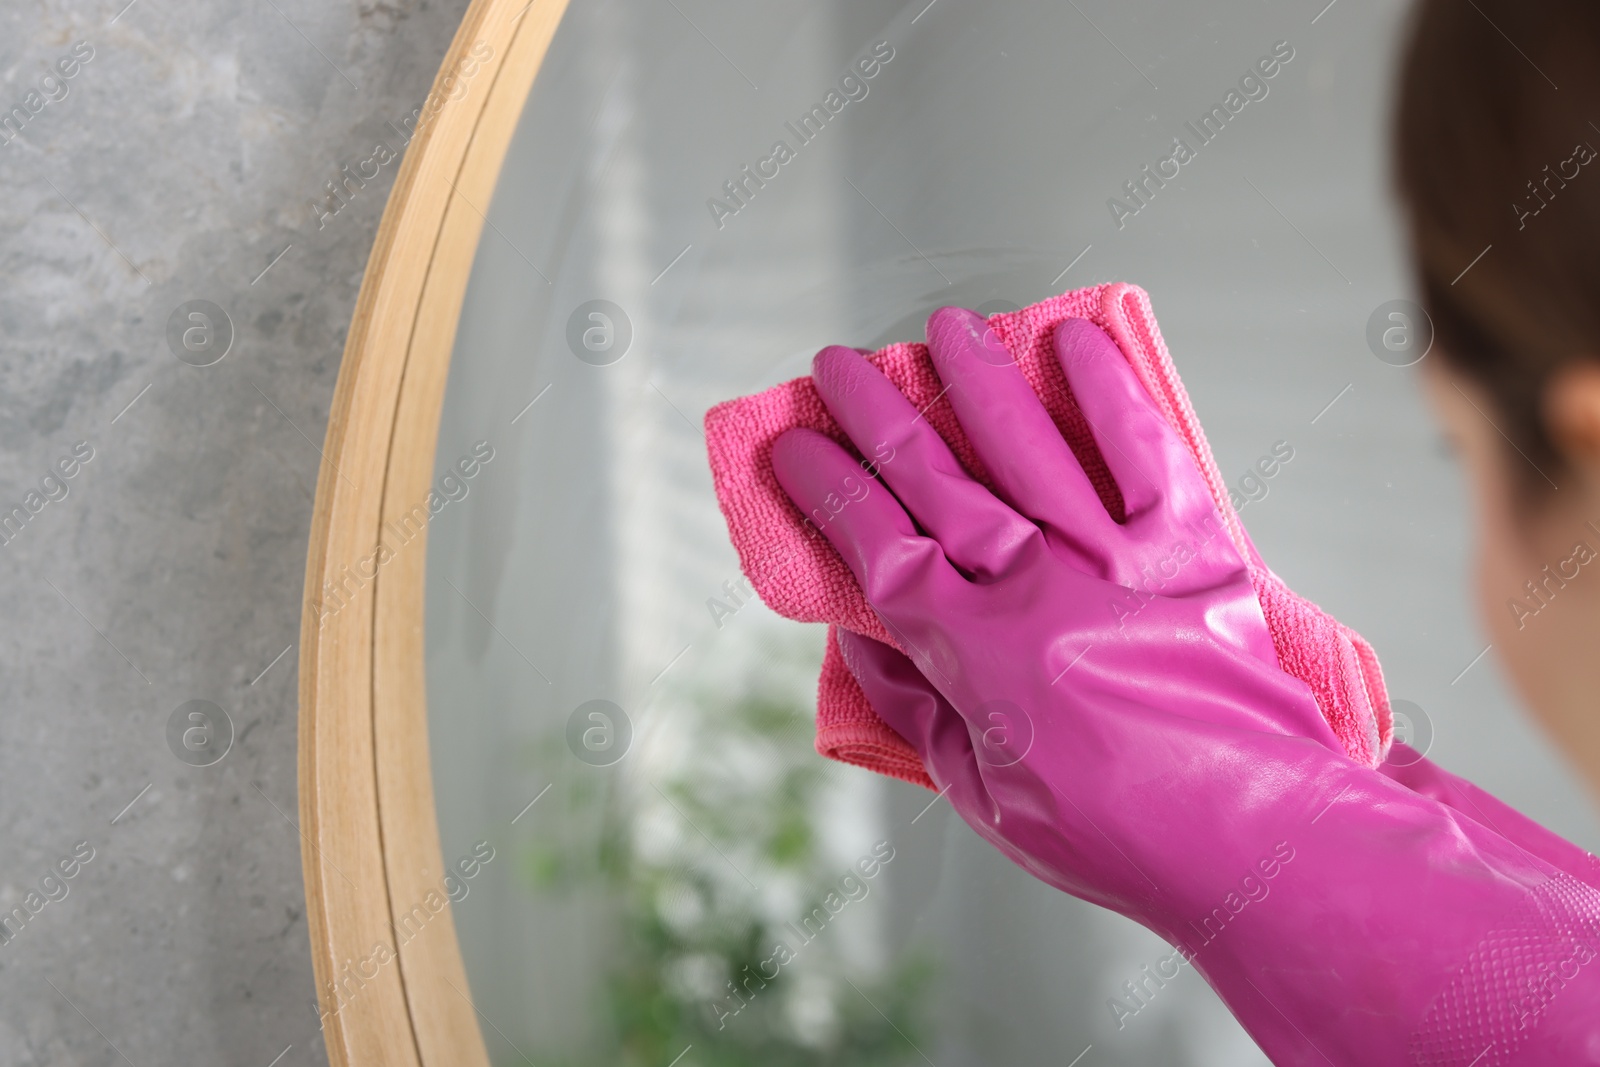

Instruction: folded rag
[704,282,1392,789]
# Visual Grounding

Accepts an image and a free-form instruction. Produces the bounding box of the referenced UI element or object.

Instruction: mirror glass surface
[425,1,1600,1063]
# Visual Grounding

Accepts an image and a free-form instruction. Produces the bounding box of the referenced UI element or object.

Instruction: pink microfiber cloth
[705,283,1392,791]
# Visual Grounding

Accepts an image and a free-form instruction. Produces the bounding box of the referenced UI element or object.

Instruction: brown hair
[1394,0,1600,501]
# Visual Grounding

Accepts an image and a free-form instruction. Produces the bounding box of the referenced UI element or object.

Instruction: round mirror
[301,0,1600,1063]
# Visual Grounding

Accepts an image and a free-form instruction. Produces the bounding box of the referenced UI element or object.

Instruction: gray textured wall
[0,1,466,1062]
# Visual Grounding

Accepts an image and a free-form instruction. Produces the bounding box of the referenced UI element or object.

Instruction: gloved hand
[772,308,1600,1064]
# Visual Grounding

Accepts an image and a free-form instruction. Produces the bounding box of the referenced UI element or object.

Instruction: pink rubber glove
[772,309,1600,1064]
[1378,748,1600,892]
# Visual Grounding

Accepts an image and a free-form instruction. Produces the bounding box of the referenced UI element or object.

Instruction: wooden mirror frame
[297,0,571,1062]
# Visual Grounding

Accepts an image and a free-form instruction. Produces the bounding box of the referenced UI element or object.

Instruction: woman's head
[1395,0,1600,787]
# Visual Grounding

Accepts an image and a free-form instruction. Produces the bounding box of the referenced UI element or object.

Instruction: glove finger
[1052,318,1216,533]
[812,345,1039,580]
[839,630,1086,892]
[924,307,1122,571]
[835,629,992,817]
[771,428,961,670]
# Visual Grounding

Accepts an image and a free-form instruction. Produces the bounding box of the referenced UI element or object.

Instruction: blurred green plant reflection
[517,632,934,1067]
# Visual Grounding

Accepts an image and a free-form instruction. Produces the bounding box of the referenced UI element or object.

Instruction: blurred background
[2,0,1596,1064]
[427,1,1600,1065]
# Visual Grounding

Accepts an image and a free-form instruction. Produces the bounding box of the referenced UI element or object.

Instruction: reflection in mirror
[424,0,1600,1063]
